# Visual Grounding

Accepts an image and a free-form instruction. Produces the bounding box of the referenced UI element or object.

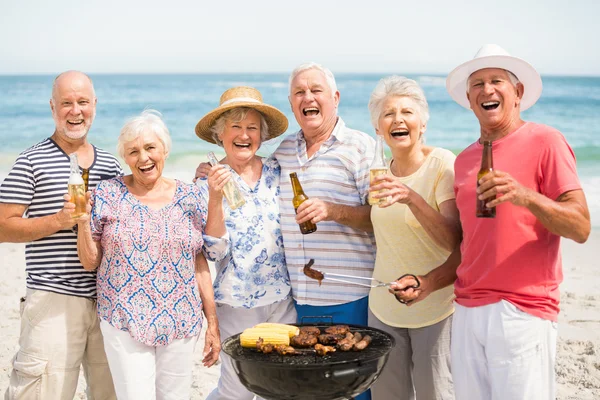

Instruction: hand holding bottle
[368,135,389,206]
[59,191,91,229]
[290,172,317,234]
[68,153,87,218]
[206,164,232,201]
[369,174,414,208]
[206,152,245,210]
[476,141,495,218]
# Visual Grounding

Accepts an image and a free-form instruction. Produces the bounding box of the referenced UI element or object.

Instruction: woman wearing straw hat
[195,86,296,400]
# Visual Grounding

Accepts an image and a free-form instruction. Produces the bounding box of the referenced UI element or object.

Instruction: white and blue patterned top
[197,155,292,309]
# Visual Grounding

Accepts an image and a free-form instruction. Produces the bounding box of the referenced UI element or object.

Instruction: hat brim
[195,102,288,144]
[446,55,543,111]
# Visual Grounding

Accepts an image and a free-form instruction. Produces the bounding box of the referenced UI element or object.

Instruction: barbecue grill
[222,323,395,400]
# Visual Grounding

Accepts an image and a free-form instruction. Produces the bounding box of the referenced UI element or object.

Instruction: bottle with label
[368,134,388,205]
[207,152,245,210]
[289,172,317,234]
[68,153,86,218]
[476,140,496,218]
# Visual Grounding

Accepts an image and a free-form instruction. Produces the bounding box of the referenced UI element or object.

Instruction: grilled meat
[354,335,372,351]
[275,345,301,355]
[338,332,363,352]
[303,259,324,285]
[290,333,318,348]
[256,338,274,354]
[314,343,336,356]
[318,333,346,345]
[325,325,350,335]
[299,326,321,336]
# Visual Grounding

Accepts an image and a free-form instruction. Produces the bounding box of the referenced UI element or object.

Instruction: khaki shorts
[5,289,116,400]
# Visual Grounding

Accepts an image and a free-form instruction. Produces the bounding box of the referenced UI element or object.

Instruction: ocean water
[1,73,598,226]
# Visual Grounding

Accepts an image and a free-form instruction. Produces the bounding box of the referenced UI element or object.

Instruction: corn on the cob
[239,328,289,348]
[252,323,300,338]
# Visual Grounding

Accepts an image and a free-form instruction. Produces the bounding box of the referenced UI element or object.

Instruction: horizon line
[0,71,599,78]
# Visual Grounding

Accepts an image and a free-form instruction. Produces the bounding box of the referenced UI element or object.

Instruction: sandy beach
[1,233,599,399]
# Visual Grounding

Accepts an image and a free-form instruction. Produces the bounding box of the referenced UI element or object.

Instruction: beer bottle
[476,140,496,218]
[68,153,86,218]
[368,134,388,205]
[290,172,317,234]
[207,152,245,210]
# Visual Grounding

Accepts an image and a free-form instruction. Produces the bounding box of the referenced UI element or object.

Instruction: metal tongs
[303,259,421,289]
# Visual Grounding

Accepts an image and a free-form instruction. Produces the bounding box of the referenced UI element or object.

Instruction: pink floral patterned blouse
[91,177,227,346]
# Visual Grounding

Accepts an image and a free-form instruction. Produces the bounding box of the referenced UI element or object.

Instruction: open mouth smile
[302,107,319,116]
[139,163,155,172]
[390,129,409,138]
[481,101,500,111]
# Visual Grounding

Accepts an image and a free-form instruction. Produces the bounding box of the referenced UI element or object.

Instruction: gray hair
[288,62,338,96]
[368,75,430,130]
[210,107,269,147]
[466,69,520,92]
[117,109,172,159]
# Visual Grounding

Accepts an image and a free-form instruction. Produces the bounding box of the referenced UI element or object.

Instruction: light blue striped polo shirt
[274,118,376,305]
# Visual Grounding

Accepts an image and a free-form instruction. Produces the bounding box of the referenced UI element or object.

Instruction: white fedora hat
[446,44,542,111]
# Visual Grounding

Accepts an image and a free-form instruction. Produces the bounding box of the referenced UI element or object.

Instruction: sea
[0,73,598,227]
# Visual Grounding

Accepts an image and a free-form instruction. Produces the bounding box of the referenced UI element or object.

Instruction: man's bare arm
[0,203,77,243]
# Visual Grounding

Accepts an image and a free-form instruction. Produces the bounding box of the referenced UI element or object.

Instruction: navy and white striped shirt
[0,138,123,298]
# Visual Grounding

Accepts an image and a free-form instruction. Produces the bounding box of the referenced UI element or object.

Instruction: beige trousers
[368,309,454,400]
[4,289,116,400]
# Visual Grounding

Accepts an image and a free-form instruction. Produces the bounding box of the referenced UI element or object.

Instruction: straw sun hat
[195,86,288,144]
[446,44,543,111]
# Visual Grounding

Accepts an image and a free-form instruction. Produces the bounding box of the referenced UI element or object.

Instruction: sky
[1,0,599,76]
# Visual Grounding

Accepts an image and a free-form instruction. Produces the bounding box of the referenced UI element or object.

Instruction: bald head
[50,70,97,142]
[52,71,95,102]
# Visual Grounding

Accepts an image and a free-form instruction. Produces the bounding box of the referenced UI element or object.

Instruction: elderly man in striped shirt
[0,71,121,400]
[275,63,376,399]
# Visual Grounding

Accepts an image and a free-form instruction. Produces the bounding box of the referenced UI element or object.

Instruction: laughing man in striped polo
[274,63,376,400]
[0,71,122,399]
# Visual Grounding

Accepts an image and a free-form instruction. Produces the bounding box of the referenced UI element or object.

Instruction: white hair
[210,107,269,147]
[368,75,430,130]
[288,62,338,96]
[117,109,172,159]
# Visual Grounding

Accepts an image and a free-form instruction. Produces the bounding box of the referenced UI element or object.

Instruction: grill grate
[223,325,393,367]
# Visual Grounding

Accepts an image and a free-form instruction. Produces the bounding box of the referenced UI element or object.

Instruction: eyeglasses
[81,168,89,192]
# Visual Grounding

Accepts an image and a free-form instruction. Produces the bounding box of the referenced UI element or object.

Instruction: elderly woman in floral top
[194,86,295,400]
[76,110,226,399]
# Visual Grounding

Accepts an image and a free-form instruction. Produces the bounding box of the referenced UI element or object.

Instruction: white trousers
[206,297,297,400]
[100,320,198,400]
[451,300,557,400]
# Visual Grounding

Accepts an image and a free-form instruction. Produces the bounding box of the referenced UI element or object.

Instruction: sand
[1,233,599,399]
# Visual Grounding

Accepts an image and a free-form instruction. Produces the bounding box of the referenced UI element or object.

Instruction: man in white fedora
[391,44,590,399]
